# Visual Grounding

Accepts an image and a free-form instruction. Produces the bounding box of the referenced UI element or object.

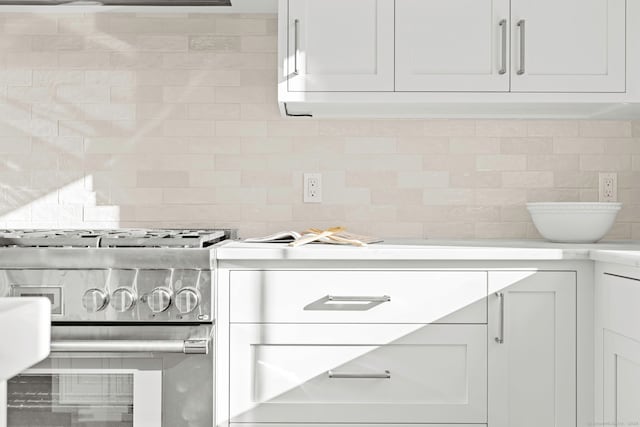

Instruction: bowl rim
[527,202,622,210]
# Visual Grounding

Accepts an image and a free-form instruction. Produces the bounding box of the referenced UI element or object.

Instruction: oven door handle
[50,339,209,355]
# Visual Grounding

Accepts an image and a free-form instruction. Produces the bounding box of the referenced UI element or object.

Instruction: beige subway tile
[579,189,599,201]
[112,86,162,103]
[136,69,190,86]
[216,187,267,204]
[190,170,241,187]
[0,35,33,51]
[632,121,640,137]
[162,86,215,103]
[215,16,268,35]
[476,155,526,171]
[423,188,474,205]
[110,188,163,205]
[423,120,475,136]
[137,103,188,120]
[110,53,163,69]
[398,171,449,188]
[370,120,424,137]
[450,137,500,154]
[580,154,631,171]
[240,103,280,120]
[85,70,135,86]
[162,188,216,204]
[33,70,83,86]
[241,137,292,154]
[267,187,298,204]
[553,171,598,189]
[189,35,240,51]
[423,222,474,239]
[56,85,110,103]
[31,35,84,51]
[476,120,527,137]
[475,222,528,239]
[7,86,53,104]
[527,154,580,171]
[137,170,189,188]
[527,120,579,137]
[137,35,188,51]
[4,18,57,34]
[187,103,240,120]
[241,35,277,53]
[321,154,421,172]
[215,154,265,171]
[502,171,554,188]
[108,16,215,34]
[267,120,319,137]
[0,103,31,121]
[345,206,397,222]
[371,188,423,205]
[240,69,277,86]
[579,120,632,137]
[500,137,553,154]
[603,222,632,240]
[344,137,396,154]
[553,137,605,154]
[163,120,214,137]
[423,155,475,171]
[476,189,527,205]
[241,170,291,186]
[0,137,31,154]
[0,69,32,86]
[83,206,121,222]
[319,120,373,137]
[242,205,292,222]
[346,171,397,188]
[500,206,530,222]
[215,86,268,103]
[187,137,242,154]
[526,189,581,202]
[603,138,640,154]
[449,171,501,188]
[216,120,266,137]
[397,137,449,154]
[59,52,110,68]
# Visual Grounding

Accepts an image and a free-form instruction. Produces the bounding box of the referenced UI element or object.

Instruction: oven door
[1,325,213,427]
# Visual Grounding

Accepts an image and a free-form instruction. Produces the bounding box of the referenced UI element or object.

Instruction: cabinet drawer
[230,270,487,324]
[229,324,487,424]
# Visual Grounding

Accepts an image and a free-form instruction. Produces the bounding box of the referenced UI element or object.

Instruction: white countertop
[217,239,640,266]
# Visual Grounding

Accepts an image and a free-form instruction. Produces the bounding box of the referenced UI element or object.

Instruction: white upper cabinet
[395,0,510,92]
[286,0,394,92]
[511,0,626,92]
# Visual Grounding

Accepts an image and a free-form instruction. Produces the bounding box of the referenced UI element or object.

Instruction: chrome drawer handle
[517,19,526,75]
[327,295,391,303]
[498,19,507,75]
[51,339,209,355]
[495,292,505,344]
[293,18,300,75]
[328,370,391,379]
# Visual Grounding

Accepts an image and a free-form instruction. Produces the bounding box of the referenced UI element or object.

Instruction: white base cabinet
[488,271,577,427]
[219,266,582,427]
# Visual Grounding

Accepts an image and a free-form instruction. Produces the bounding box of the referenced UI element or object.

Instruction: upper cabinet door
[511,0,625,92]
[395,0,510,92]
[287,0,394,92]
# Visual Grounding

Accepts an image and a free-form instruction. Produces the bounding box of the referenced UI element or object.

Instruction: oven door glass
[6,358,162,427]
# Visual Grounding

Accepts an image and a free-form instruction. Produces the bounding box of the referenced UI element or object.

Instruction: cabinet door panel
[395,0,510,91]
[604,330,640,427]
[230,324,487,424]
[287,0,394,92]
[488,271,576,427]
[511,0,625,92]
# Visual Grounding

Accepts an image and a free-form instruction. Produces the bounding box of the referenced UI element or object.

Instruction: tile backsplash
[0,12,638,239]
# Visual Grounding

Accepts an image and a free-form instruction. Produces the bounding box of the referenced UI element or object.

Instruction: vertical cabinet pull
[495,292,505,344]
[293,19,300,75]
[498,19,507,75]
[517,19,526,75]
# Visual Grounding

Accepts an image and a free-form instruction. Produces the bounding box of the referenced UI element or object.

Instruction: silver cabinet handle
[293,18,300,75]
[517,19,525,75]
[328,370,391,379]
[498,19,507,75]
[495,292,505,344]
[327,295,391,303]
[51,339,209,355]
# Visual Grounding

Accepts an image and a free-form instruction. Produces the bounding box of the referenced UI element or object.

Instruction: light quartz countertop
[217,239,640,267]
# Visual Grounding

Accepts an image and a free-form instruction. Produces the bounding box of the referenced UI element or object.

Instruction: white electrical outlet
[303,173,322,203]
[599,172,618,202]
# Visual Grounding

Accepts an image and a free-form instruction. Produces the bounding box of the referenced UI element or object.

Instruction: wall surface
[0,12,638,239]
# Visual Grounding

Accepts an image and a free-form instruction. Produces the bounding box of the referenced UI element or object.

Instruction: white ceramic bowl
[526,202,622,243]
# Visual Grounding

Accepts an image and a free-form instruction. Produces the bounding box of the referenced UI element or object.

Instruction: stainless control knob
[111,288,137,312]
[82,289,109,313]
[175,288,200,314]
[147,287,172,313]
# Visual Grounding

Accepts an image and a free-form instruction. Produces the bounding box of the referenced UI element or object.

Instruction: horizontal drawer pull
[327,295,391,303]
[327,370,391,379]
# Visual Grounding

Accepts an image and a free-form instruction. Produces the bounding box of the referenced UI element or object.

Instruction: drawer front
[229,324,487,424]
[230,270,487,324]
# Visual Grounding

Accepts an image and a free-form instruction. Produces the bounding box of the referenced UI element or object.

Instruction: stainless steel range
[0,228,235,427]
